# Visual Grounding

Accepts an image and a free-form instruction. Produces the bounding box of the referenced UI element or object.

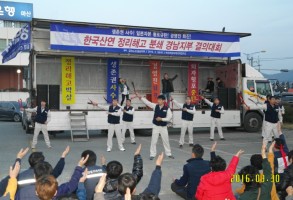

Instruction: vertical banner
[188,62,199,104]
[107,59,120,102]
[61,57,76,104]
[150,61,161,102]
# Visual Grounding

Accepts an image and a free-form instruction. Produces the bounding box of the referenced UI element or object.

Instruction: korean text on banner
[107,59,119,102]
[50,23,241,58]
[150,61,161,102]
[0,1,33,22]
[188,62,199,104]
[62,57,76,104]
[1,23,31,63]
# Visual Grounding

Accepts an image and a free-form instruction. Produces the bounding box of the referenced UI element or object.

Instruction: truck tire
[244,112,262,132]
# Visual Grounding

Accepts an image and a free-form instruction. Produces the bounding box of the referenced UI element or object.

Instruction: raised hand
[156,152,164,166]
[95,173,107,193]
[91,100,98,106]
[261,143,267,159]
[211,142,217,152]
[269,141,276,153]
[78,154,89,167]
[61,146,70,158]
[235,149,244,157]
[125,188,132,200]
[79,168,88,183]
[100,155,106,166]
[17,147,29,159]
[10,161,20,178]
[134,144,142,156]
[135,92,142,99]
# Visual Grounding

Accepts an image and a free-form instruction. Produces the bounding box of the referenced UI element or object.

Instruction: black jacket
[104,154,143,200]
[96,166,161,200]
[162,75,178,93]
[276,164,293,200]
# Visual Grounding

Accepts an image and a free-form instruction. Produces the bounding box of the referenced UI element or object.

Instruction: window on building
[0,39,7,51]
[0,20,4,28]
[3,21,27,28]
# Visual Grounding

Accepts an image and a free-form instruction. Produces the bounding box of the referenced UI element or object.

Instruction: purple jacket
[15,166,83,200]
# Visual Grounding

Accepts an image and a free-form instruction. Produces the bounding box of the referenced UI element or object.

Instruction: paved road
[0,121,292,199]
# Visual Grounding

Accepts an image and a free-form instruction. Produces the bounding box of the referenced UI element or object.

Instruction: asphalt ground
[0,121,292,199]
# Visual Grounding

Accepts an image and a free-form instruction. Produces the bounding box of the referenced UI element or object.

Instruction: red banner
[150,61,161,102]
[188,62,199,104]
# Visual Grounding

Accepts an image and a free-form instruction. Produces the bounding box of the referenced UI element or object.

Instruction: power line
[260,57,293,61]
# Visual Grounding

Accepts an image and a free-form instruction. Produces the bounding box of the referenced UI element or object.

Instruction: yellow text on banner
[61,57,76,104]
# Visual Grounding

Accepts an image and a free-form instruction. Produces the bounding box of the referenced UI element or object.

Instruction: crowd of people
[0,135,292,200]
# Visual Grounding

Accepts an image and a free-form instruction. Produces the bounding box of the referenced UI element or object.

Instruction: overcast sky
[7,0,293,74]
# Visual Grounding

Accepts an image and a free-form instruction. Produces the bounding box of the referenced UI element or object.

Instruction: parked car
[0,101,26,122]
[22,109,36,133]
[280,92,293,104]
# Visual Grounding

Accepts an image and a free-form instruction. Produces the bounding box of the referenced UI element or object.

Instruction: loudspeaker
[37,85,48,105]
[49,85,60,110]
[227,88,236,109]
[218,88,228,109]
[37,84,60,110]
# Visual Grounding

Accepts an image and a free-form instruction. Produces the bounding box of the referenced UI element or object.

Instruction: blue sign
[2,23,31,63]
[50,23,241,57]
[0,1,33,22]
[107,59,120,103]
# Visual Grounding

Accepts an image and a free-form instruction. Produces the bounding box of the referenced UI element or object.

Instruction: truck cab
[241,64,274,132]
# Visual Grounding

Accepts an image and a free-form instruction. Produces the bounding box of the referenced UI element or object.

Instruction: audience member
[195,149,244,200]
[16,155,88,200]
[277,150,293,200]
[104,144,143,200]
[81,150,106,200]
[238,144,273,200]
[171,143,213,200]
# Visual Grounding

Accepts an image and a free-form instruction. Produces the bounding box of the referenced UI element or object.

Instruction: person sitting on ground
[276,150,293,200]
[0,162,21,200]
[171,143,214,200]
[238,144,273,200]
[195,149,244,200]
[18,146,69,188]
[94,152,164,200]
[16,155,88,200]
[273,132,289,174]
[0,148,29,196]
[80,150,106,200]
[235,142,279,200]
[103,144,143,200]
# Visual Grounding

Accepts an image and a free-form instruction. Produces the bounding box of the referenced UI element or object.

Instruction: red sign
[150,61,161,102]
[188,62,199,104]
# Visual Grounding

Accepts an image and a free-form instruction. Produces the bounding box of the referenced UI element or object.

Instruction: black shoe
[150,156,155,160]
[131,142,136,145]
[268,141,272,143]
[189,144,194,147]
[210,139,214,141]
[220,138,226,141]
[168,155,175,159]
[179,145,183,148]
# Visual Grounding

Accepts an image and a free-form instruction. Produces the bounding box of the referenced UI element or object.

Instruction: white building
[0,1,32,90]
